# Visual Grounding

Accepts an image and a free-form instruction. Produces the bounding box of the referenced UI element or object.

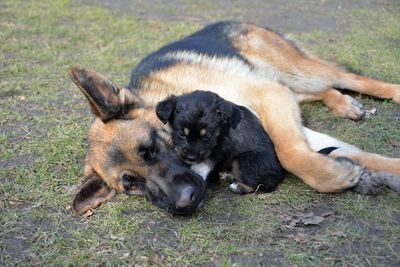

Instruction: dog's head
[156,90,239,165]
[68,67,206,215]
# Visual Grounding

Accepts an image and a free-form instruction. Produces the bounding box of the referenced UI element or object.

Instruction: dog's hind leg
[304,127,400,174]
[232,24,399,117]
[287,57,400,104]
[297,88,366,120]
[244,81,364,193]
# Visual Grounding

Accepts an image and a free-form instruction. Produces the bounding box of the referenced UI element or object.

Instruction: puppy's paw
[229,182,255,194]
[219,172,235,183]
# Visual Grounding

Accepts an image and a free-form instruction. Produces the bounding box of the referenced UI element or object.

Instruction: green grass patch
[1,0,399,266]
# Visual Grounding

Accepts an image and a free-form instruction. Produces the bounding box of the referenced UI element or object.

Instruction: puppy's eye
[204,132,211,140]
[178,130,186,138]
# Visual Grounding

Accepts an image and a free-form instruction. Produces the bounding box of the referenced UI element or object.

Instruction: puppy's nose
[176,186,195,209]
[187,154,198,162]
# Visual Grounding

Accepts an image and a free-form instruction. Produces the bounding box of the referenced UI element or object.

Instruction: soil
[79,0,398,33]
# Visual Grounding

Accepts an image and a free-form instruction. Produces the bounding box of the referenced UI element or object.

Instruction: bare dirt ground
[80,0,397,33]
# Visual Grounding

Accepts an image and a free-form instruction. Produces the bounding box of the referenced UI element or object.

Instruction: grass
[1,0,399,266]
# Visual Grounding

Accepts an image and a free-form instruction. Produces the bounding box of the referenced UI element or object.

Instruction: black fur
[128,22,252,90]
[156,90,284,193]
[318,146,339,155]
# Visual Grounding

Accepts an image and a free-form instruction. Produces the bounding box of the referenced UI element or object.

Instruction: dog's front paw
[335,95,365,120]
[334,156,365,189]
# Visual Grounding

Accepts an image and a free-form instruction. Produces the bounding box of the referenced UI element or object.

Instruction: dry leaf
[365,107,377,118]
[390,141,400,148]
[138,256,149,263]
[283,212,325,228]
[321,212,334,217]
[122,252,131,258]
[302,215,324,225]
[293,232,309,243]
[332,231,347,238]
[15,95,26,101]
[9,200,23,206]
[150,254,165,264]
[64,184,78,194]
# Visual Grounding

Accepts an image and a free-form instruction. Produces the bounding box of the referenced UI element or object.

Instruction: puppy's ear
[230,106,242,129]
[156,95,177,124]
[217,100,241,129]
[216,99,233,123]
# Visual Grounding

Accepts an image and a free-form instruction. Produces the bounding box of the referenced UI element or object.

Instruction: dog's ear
[72,173,116,215]
[156,95,177,124]
[68,66,143,122]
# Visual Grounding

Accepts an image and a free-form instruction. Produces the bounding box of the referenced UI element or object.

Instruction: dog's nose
[176,186,195,209]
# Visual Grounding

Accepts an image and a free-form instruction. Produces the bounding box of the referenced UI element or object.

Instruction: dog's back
[128,21,251,91]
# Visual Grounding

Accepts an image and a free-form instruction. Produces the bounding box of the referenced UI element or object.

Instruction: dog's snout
[175,186,195,209]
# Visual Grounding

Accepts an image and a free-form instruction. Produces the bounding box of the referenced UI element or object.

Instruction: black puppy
[156,90,284,194]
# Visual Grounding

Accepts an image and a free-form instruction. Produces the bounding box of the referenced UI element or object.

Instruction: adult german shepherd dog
[68,21,400,216]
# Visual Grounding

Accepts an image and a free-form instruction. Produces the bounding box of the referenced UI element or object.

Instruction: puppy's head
[156,91,236,164]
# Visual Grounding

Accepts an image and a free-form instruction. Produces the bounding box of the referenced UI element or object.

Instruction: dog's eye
[121,173,145,184]
[138,143,158,162]
[204,132,211,140]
